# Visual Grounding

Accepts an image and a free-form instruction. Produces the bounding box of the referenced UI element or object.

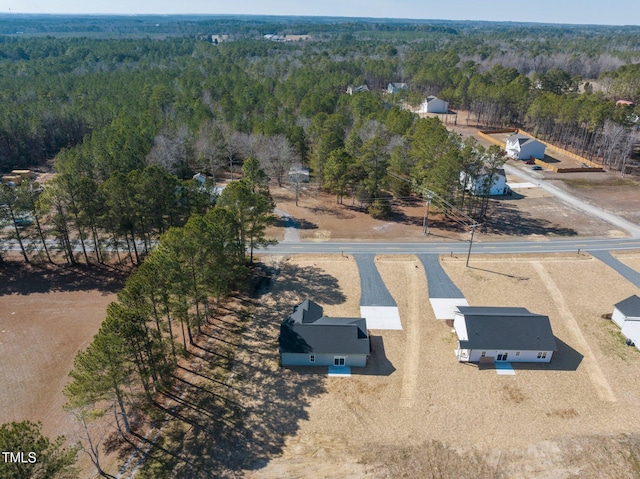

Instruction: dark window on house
[309,355,315,363]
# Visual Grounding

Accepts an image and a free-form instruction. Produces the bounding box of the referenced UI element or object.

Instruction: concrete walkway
[354,254,402,330]
[417,254,468,320]
[589,250,640,288]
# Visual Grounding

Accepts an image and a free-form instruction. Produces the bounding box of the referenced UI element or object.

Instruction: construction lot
[250,252,640,478]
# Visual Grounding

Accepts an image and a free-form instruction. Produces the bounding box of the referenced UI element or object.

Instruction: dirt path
[399,261,421,408]
[532,262,616,402]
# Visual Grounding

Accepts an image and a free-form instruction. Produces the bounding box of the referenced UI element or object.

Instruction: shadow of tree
[127,269,333,478]
[258,262,347,306]
[485,202,578,236]
[0,261,130,296]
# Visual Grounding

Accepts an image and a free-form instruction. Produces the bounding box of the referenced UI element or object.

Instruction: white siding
[612,307,626,328]
[453,313,468,341]
[467,349,553,363]
[621,320,640,348]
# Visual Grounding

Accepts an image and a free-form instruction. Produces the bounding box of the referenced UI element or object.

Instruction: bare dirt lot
[247,252,640,479]
[267,182,627,244]
[0,263,126,441]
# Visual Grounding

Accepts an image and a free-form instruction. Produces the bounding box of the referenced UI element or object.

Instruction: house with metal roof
[279,300,370,367]
[505,133,546,160]
[612,295,640,349]
[454,306,557,363]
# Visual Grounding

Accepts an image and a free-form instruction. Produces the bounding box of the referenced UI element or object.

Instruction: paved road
[263,237,640,255]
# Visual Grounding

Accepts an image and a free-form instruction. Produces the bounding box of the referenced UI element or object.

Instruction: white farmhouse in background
[505,134,546,160]
[420,95,448,113]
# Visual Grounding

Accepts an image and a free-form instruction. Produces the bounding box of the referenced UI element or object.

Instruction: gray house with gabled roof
[454,306,557,363]
[279,300,370,367]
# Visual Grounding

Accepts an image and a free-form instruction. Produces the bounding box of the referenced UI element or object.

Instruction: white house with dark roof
[454,306,557,363]
[460,168,509,196]
[612,295,640,349]
[420,95,449,113]
[505,134,546,160]
[279,300,370,367]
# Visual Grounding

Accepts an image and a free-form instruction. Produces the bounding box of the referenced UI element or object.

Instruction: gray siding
[281,353,368,367]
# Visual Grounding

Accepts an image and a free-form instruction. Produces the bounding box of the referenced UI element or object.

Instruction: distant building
[346,84,370,95]
[420,95,449,113]
[454,306,557,363]
[192,173,207,185]
[211,34,229,45]
[279,300,370,368]
[288,165,310,183]
[505,134,546,160]
[387,82,408,94]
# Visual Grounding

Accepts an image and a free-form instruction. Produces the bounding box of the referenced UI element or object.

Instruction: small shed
[454,306,557,363]
[505,134,546,160]
[279,300,370,368]
[420,95,449,114]
[612,295,640,349]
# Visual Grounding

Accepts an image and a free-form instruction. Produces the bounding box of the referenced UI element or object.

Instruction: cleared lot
[251,252,640,478]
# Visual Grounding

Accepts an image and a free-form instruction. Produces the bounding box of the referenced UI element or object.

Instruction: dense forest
[2,15,640,263]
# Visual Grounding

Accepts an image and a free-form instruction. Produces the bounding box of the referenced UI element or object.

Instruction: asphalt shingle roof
[457,306,557,351]
[614,295,640,317]
[279,300,370,355]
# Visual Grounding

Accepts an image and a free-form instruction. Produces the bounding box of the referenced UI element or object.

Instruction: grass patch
[561,177,639,189]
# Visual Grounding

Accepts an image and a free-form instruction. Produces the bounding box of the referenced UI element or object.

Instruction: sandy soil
[0,263,126,452]
[267,181,625,245]
[249,252,640,479]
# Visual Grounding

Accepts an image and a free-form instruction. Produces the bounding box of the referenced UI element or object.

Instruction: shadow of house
[351,335,395,376]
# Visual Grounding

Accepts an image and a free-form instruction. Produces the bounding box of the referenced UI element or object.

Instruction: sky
[0,0,639,26]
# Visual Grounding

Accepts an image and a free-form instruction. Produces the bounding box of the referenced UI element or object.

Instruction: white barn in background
[505,134,546,160]
[454,306,557,363]
[612,295,640,349]
[420,95,449,113]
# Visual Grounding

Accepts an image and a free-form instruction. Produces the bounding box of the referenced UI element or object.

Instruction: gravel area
[418,254,464,298]
[589,250,640,287]
[354,254,397,307]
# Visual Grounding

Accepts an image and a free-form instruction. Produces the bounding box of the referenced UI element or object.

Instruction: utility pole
[466,223,480,267]
[423,194,432,235]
